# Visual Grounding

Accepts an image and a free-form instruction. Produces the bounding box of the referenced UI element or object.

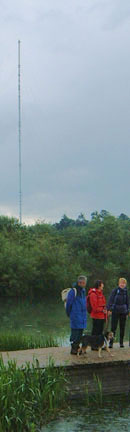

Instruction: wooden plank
[64,361,130,398]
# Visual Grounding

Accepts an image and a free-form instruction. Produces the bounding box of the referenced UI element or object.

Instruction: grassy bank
[0,357,67,432]
[0,331,59,351]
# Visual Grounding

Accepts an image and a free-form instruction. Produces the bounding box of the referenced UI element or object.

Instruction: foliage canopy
[0,211,129,299]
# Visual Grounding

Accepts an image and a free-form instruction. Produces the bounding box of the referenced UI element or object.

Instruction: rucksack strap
[112,288,119,310]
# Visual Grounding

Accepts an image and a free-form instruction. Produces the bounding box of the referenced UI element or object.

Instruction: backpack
[112,288,127,311]
[112,288,120,310]
[61,287,77,308]
[86,292,92,313]
[86,288,97,313]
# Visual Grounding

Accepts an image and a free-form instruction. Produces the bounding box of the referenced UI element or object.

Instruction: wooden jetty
[1,342,130,398]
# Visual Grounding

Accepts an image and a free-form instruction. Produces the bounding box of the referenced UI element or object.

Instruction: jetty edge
[1,343,130,398]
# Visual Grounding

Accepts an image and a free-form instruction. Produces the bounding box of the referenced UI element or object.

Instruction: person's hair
[94,280,103,289]
[77,275,87,283]
[119,277,127,285]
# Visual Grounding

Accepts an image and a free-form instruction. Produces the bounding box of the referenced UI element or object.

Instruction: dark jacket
[66,284,87,329]
[107,287,129,315]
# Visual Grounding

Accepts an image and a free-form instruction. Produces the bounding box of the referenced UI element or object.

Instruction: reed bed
[0,357,67,431]
[0,332,59,351]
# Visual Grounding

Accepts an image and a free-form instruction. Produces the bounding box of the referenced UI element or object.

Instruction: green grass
[0,332,59,351]
[0,357,67,431]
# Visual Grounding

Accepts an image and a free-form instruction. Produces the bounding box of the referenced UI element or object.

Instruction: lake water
[0,299,129,344]
[41,400,130,432]
[0,299,71,346]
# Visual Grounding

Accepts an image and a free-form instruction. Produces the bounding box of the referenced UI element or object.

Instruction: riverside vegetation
[0,332,59,351]
[0,357,67,432]
[0,355,130,432]
[0,355,116,432]
[0,210,129,301]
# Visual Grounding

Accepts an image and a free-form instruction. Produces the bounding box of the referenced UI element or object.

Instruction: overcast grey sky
[0,0,130,223]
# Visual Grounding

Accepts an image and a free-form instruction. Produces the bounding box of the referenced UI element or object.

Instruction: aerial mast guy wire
[18,40,22,224]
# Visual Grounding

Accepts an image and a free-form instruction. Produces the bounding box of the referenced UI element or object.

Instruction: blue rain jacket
[66,285,87,329]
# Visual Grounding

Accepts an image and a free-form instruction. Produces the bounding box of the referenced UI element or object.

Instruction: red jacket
[88,288,106,319]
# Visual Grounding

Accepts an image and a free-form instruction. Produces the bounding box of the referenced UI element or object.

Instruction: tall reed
[0,357,67,431]
[0,331,58,351]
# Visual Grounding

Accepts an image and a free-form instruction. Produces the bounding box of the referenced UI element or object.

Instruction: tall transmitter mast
[18,40,22,224]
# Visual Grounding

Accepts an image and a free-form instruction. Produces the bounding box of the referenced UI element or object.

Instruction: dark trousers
[111,312,126,344]
[92,319,105,336]
[70,329,83,348]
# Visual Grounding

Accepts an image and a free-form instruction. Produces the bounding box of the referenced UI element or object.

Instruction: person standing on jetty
[66,275,87,355]
[107,277,129,348]
[88,280,107,336]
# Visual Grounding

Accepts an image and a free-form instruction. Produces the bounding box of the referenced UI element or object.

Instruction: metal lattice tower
[18,40,22,224]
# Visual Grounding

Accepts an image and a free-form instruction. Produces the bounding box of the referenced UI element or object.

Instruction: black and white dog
[78,331,114,358]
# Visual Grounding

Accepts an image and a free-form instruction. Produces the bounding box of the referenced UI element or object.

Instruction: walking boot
[120,340,124,348]
[70,343,79,355]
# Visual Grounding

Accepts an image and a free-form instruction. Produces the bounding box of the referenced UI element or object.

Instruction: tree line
[0,210,129,300]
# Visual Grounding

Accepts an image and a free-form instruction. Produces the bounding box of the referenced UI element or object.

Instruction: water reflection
[41,403,130,432]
